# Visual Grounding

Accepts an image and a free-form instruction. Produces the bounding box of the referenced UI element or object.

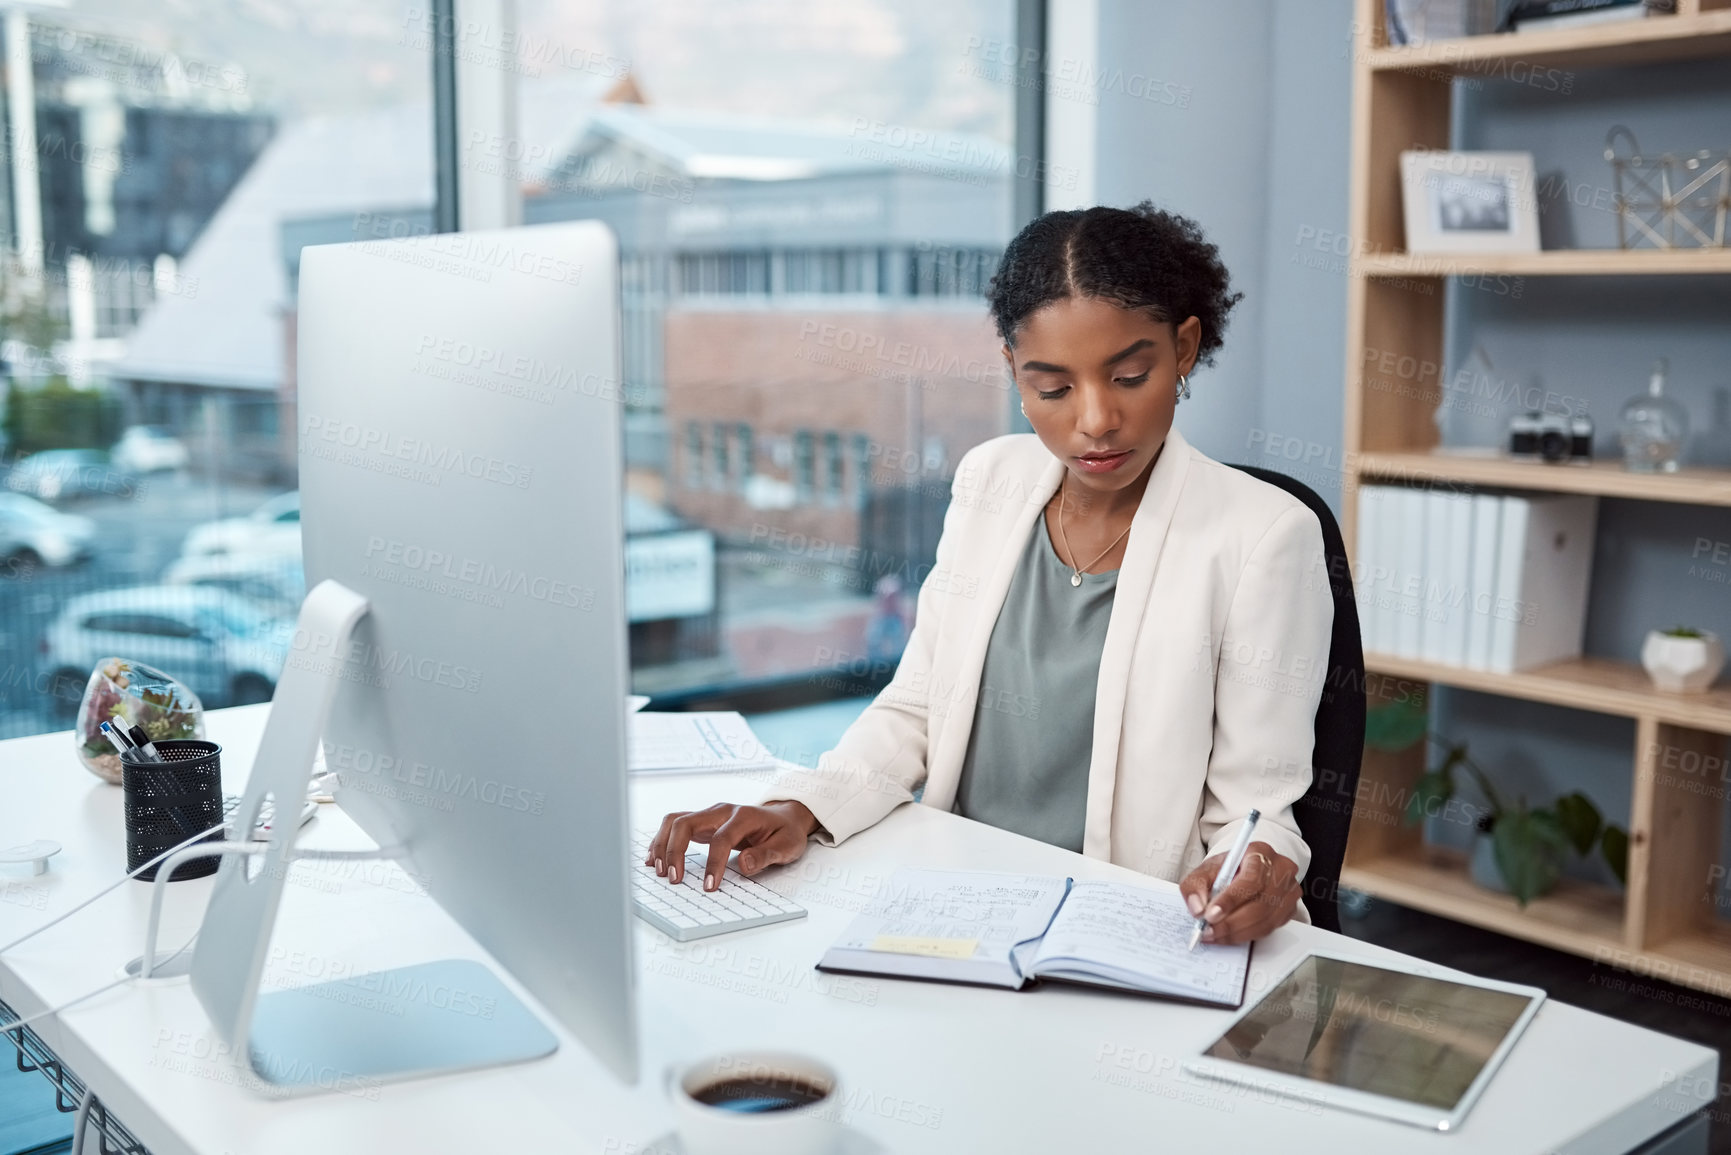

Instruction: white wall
[1044,0,1355,513]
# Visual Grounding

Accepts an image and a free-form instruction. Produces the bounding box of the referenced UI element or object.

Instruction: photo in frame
[1400,150,1541,254]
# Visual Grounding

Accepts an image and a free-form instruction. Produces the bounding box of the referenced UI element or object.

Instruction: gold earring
[1176,374,1191,402]
[1019,402,1028,417]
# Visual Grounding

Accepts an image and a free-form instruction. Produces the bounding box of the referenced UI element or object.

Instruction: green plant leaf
[1553,791,1604,858]
[1492,808,1565,906]
[1366,698,1428,752]
[1404,768,1455,827]
[1455,749,1510,818]
[1601,826,1629,888]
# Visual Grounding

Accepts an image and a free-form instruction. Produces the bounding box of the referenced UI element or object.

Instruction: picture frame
[1400,150,1541,254]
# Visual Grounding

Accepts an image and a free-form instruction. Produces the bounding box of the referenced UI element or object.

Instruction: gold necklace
[1055,480,1133,587]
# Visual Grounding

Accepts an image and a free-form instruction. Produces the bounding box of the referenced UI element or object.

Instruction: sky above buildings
[54,0,1015,139]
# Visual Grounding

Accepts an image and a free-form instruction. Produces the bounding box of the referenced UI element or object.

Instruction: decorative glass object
[74,659,206,784]
[1619,358,1689,473]
[1606,126,1730,250]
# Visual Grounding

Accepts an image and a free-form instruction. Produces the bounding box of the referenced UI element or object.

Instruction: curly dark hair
[985,201,1243,366]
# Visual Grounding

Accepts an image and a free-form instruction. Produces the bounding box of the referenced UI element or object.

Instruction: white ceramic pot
[1641,630,1725,694]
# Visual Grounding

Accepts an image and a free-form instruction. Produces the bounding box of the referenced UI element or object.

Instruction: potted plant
[1368,700,1629,906]
[1641,625,1725,693]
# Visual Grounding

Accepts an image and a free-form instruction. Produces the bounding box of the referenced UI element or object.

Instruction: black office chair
[1227,465,1366,934]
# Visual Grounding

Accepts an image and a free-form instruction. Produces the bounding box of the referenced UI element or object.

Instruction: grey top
[952,512,1117,853]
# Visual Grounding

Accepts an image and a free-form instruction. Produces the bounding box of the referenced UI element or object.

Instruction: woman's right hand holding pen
[1178,842,1302,946]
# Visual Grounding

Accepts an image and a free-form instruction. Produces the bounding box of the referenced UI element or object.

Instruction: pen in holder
[122,740,224,882]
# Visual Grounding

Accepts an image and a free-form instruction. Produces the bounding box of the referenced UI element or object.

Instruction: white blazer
[764,426,1334,899]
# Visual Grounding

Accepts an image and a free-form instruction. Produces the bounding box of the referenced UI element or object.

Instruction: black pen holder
[122,740,224,882]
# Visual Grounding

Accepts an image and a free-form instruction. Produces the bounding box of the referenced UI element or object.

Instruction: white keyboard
[630,833,806,942]
[223,794,319,841]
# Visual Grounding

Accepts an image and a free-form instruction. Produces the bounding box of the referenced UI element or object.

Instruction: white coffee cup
[667,1050,840,1155]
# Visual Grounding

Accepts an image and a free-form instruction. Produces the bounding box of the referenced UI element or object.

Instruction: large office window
[0,3,431,740]
[0,1,1022,738]
[515,0,1019,704]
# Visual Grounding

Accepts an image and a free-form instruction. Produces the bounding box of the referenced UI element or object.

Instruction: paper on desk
[628,711,780,773]
[1032,881,1249,1002]
[831,870,1070,965]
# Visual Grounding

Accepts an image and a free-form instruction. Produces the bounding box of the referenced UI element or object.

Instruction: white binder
[1465,492,1503,669]
[1355,485,1384,654]
[1393,486,1426,660]
[1420,489,1474,667]
[1486,493,1599,673]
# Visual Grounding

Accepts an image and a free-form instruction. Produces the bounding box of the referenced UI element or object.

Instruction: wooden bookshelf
[1365,653,1731,732]
[1356,248,1731,278]
[1342,0,1731,997]
[1357,449,1731,507]
[1342,847,1626,958]
[1366,7,1731,74]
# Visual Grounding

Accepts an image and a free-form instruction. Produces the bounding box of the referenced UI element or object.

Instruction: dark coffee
[691,1074,830,1114]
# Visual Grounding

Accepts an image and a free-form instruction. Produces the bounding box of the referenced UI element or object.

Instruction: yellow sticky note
[869,935,979,960]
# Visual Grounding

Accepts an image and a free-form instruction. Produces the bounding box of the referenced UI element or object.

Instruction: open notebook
[817,869,1250,1008]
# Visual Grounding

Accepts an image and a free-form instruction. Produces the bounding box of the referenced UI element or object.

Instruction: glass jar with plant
[1369,699,1629,906]
[74,659,205,784]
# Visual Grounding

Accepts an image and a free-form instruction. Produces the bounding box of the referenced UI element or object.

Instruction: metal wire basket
[1606,125,1730,250]
[1,997,153,1154]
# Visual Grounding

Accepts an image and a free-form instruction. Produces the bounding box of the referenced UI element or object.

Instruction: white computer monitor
[189,220,638,1089]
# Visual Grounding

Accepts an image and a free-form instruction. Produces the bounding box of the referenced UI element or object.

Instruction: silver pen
[127,724,162,761]
[99,720,133,755]
[1188,809,1260,951]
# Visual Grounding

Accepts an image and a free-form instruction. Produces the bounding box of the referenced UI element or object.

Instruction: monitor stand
[189,580,558,1096]
[248,958,556,1094]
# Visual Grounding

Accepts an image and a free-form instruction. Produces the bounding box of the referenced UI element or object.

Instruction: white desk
[0,704,1716,1154]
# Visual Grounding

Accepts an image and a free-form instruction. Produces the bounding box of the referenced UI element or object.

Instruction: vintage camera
[1508,410,1593,464]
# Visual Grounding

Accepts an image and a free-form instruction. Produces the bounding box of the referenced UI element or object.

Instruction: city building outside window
[850,432,872,508]
[685,421,705,489]
[711,420,730,491]
[792,430,815,503]
[823,431,844,504]
[735,424,754,490]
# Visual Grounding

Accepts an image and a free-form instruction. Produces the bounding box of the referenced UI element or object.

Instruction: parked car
[161,551,306,618]
[181,491,300,557]
[41,586,292,715]
[111,425,190,473]
[0,493,96,574]
[4,449,139,502]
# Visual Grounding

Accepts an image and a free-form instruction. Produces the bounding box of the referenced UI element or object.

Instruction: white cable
[70,1085,95,1154]
[0,819,228,958]
[136,843,407,979]
[0,975,129,1039]
[141,842,265,979]
[0,927,201,1041]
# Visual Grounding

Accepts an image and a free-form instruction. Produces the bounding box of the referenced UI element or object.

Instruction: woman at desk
[648,203,1334,947]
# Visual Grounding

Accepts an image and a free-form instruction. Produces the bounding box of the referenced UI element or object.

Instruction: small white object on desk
[0,839,61,876]
[629,711,779,774]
